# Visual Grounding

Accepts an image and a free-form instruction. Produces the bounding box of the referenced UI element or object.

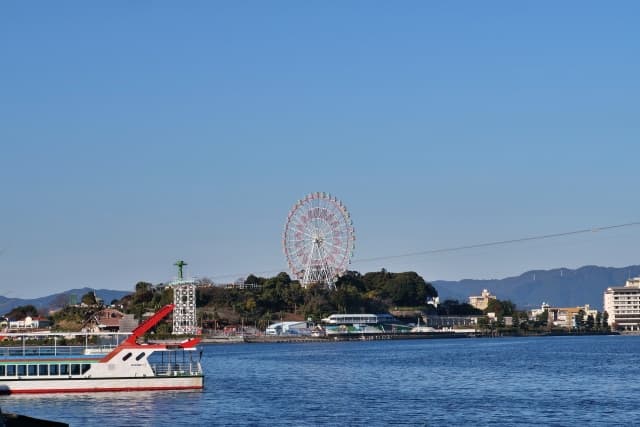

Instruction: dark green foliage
[206,270,437,324]
[50,305,94,331]
[574,309,586,330]
[115,282,175,320]
[81,291,97,306]
[437,300,483,316]
[244,274,264,285]
[485,299,516,317]
[258,272,300,313]
[586,314,595,330]
[361,270,438,306]
[108,270,439,329]
[135,282,152,293]
[5,304,39,319]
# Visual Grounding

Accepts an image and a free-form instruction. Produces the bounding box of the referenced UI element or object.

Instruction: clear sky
[1,2,639,298]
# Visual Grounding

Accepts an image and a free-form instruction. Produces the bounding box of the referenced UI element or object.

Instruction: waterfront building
[265,321,311,336]
[422,315,481,328]
[320,313,412,335]
[468,289,496,310]
[529,302,599,329]
[321,313,396,325]
[604,277,640,331]
[8,316,49,330]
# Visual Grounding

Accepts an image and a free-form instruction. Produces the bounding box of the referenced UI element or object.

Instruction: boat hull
[0,375,203,394]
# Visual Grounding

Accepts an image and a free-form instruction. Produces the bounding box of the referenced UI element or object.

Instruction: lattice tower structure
[170,279,198,335]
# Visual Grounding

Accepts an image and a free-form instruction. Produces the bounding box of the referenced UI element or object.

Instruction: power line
[210,221,640,280]
[353,221,640,264]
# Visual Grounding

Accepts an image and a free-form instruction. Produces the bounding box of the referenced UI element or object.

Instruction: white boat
[0,304,203,394]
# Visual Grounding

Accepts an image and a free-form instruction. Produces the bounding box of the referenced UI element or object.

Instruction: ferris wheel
[283,192,355,287]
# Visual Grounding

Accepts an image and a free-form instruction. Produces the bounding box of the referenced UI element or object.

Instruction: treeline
[195,269,438,329]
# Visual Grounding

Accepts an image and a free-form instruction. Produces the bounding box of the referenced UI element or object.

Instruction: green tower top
[174,260,188,279]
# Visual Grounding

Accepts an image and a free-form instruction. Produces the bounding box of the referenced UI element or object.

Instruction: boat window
[135,352,146,361]
[60,364,69,375]
[50,364,59,375]
[6,365,15,376]
[122,352,133,361]
[81,364,91,374]
[70,364,80,375]
[0,366,5,376]
[27,365,37,376]
[17,365,26,376]
[39,365,48,376]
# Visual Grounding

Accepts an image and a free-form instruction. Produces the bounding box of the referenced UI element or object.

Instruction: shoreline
[201,330,619,344]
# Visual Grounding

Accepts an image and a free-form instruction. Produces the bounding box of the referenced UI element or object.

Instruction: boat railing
[150,361,202,377]
[0,345,116,357]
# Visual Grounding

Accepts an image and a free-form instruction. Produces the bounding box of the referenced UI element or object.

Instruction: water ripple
[2,336,639,426]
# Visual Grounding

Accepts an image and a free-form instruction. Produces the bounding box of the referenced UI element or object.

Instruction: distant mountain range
[433,265,640,310]
[0,288,131,316]
[2,265,638,315]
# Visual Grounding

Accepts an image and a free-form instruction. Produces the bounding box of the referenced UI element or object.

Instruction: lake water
[2,335,640,426]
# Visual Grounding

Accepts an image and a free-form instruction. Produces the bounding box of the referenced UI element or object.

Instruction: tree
[483,299,517,318]
[362,271,437,307]
[535,309,549,327]
[132,281,154,305]
[437,300,482,316]
[586,314,595,331]
[245,274,265,286]
[595,312,602,330]
[5,305,39,320]
[135,282,153,294]
[574,309,586,330]
[81,291,97,306]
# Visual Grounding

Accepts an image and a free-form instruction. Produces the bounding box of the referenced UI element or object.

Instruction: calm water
[2,335,640,426]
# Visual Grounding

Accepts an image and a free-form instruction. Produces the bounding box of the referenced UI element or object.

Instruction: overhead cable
[210,221,640,280]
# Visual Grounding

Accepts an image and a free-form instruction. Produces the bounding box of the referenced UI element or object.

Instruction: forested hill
[433,265,640,310]
[4,265,640,317]
[0,288,130,315]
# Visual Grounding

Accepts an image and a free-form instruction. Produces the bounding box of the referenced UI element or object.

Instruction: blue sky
[1,2,639,297]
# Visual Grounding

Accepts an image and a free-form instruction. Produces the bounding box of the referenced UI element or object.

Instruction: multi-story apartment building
[469,289,496,311]
[603,277,640,331]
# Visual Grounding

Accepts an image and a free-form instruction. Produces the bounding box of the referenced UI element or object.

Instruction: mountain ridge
[433,264,640,310]
[0,288,130,316]
[2,264,638,315]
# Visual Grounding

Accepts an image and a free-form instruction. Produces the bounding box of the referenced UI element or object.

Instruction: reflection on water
[2,336,640,426]
[3,390,204,426]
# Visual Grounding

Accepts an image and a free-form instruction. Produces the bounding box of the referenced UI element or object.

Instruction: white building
[321,314,395,325]
[604,277,640,331]
[265,321,310,336]
[529,302,551,320]
[9,316,40,329]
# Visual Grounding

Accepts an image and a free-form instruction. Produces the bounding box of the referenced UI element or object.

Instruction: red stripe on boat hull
[7,385,203,394]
